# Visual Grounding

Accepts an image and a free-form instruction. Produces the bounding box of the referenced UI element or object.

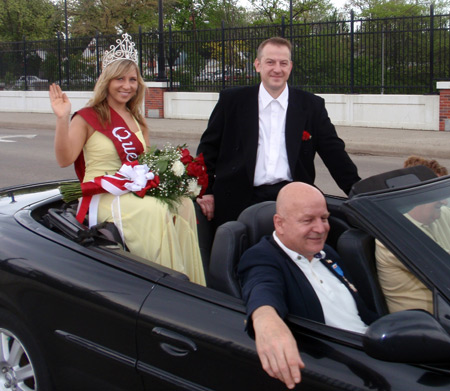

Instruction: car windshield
[367,177,450,257]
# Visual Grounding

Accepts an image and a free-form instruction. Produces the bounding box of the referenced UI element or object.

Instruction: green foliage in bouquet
[138,144,208,211]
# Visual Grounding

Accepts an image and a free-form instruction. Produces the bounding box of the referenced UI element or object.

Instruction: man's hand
[196,194,215,221]
[252,306,305,389]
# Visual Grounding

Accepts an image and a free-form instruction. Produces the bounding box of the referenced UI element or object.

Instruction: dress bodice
[82,129,145,182]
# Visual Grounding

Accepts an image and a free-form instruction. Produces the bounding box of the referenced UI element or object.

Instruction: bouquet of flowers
[138,144,208,210]
[59,144,208,213]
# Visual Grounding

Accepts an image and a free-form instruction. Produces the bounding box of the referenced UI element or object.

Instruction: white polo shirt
[273,232,368,333]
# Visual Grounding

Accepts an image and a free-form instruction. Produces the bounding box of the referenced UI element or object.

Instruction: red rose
[186,153,208,197]
[180,148,193,164]
[302,131,312,141]
[187,156,207,177]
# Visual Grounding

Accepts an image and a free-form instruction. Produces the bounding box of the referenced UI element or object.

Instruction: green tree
[248,0,335,24]
[0,0,58,41]
[344,0,449,17]
[70,0,160,36]
[166,0,247,30]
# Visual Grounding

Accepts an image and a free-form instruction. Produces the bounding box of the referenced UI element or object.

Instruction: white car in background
[14,75,48,88]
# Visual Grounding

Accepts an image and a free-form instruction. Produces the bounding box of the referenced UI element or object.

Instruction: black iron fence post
[221,21,226,90]
[157,0,167,81]
[95,31,100,78]
[57,32,62,85]
[22,36,28,90]
[289,0,293,40]
[169,25,173,90]
[350,10,355,94]
[65,33,70,88]
[429,4,434,94]
[138,26,143,77]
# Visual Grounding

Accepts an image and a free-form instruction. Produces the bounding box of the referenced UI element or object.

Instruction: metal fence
[1,9,449,94]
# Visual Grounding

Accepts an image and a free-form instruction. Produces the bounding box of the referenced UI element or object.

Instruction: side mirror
[363,310,450,363]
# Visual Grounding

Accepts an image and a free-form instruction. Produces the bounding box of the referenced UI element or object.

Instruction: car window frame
[343,177,450,303]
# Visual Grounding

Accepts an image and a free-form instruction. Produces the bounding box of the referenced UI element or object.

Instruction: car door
[136,278,286,390]
[136,276,450,391]
[137,277,368,391]
[4,209,154,391]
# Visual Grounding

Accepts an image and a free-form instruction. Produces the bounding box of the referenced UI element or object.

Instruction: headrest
[350,165,437,197]
[237,201,276,246]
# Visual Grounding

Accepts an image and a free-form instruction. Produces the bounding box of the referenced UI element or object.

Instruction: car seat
[336,229,389,317]
[208,201,275,297]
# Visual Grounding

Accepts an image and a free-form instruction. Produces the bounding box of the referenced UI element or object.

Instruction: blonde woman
[49,35,205,285]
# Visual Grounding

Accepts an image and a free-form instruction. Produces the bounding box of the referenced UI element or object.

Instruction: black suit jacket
[197,85,360,226]
[237,236,378,327]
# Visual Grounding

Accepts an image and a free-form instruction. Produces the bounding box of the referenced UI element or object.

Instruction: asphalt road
[2,126,450,196]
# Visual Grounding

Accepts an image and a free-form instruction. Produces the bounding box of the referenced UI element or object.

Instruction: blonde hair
[403,155,448,176]
[87,59,147,130]
[257,37,292,60]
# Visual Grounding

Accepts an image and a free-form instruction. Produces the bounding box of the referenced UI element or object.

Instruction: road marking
[0,134,37,143]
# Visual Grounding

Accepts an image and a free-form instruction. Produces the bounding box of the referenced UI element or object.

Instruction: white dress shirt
[253,84,292,186]
[273,232,368,333]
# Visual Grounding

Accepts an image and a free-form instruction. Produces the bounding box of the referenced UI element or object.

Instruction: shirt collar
[272,231,319,264]
[259,83,289,110]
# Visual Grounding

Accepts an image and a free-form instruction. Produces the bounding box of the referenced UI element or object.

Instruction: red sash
[73,107,145,181]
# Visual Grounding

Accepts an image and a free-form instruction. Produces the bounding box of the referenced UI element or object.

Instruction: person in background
[196,37,360,228]
[238,182,377,389]
[376,156,449,313]
[49,33,205,286]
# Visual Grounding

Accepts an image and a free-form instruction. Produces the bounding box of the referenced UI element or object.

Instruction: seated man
[376,156,450,313]
[238,182,377,389]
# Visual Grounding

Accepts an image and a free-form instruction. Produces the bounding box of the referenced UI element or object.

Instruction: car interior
[36,165,440,320]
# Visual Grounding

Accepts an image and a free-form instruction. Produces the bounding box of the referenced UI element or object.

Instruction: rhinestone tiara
[102,33,138,69]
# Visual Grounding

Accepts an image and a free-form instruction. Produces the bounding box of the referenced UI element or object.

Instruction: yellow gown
[82,129,206,286]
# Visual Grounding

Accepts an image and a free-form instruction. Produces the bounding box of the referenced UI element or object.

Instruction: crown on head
[102,33,139,69]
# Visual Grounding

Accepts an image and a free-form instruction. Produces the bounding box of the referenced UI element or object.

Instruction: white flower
[187,178,201,197]
[171,160,185,177]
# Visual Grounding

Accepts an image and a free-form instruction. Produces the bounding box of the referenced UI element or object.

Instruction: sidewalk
[0,112,448,159]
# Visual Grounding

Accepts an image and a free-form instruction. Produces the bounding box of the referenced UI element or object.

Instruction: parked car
[14,75,48,88]
[0,166,449,390]
[70,74,95,83]
[194,71,215,82]
[213,69,243,82]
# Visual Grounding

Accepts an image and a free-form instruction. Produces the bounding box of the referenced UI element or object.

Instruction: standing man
[197,37,360,227]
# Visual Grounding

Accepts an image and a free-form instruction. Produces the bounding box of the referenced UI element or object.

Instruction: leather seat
[337,229,388,317]
[208,221,248,297]
[238,201,276,247]
[207,202,275,297]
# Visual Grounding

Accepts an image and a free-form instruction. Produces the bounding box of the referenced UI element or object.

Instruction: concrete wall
[163,91,440,131]
[0,89,440,131]
[0,90,92,113]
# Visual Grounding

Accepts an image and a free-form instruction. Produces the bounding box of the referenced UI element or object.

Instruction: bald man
[238,182,377,389]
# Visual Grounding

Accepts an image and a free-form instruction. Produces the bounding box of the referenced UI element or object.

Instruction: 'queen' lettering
[112,127,138,162]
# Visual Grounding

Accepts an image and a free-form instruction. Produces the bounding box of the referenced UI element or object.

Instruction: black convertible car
[0,166,449,391]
